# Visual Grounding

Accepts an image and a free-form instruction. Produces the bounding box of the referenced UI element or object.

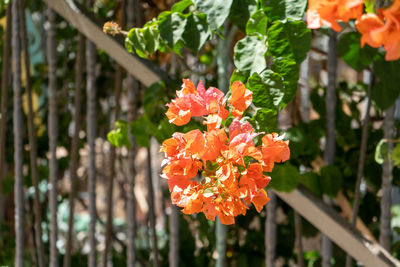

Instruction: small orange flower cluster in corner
[307,0,400,61]
[160,79,290,225]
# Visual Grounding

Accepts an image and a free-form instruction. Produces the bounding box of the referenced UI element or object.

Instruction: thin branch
[12,0,25,265]
[380,105,395,251]
[20,2,46,266]
[0,3,12,223]
[86,33,98,267]
[265,192,277,267]
[47,7,59,267]
[64,33,85,267]
[147,146,160,267]
[322,30,338,267]
[126,0,140,265]
[345,72,374,267]
[295,212,304,267]
[102,1,126,263]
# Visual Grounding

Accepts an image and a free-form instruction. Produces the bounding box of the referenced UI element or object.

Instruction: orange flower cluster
[306,0,364,32]
[161,79,290,225]
[306,0,400,61]
[356,0,400,60]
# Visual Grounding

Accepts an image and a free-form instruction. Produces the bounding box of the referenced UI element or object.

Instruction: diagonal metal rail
[44,0,161,87]
[42,1,400,266]
[275,185,400,267]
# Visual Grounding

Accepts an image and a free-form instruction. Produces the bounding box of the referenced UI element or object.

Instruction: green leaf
[230,69,248,84]
[268,163,299,192]
[148,117,176,144]
[285,125,320,159]
[391,143,400,166]
[261,0,307,21]
[365,0,375,13]
[182,13,211,52]
[375,139,388,164]
[371,56,400,110]
[271,58,299,106]
[130,116,150,147]
[320,165,343,197]
[267,20,311,64]
[246,9,268,35]
[107,120,132,148]
[125,26,160,58]
[193,0,233,30]
[233,35,267,76]
[144,82,169,123]
[299,172,321,197]
[338,32,377,72]
[248,70,285,110]
[171,0,193,13]
[250,108,277,133]
[229,0,257,32]
[158,12,188,54]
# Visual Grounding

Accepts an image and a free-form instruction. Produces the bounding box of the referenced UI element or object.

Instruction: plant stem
[47,7,59,267]
[86,34,97,267]
[322,30,338,267]
[12,0,25,265]
[380,105,395,251]
[265,192,277,267]
[64,32,85,267]
[345,72,374,267]
[20,2,46,266]
[147,145,160,266]
[0,2,11,223]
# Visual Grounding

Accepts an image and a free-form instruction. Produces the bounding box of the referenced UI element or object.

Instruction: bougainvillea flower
[251,189,270,212]
[162,158,203,180]
[378,0,400,60]
[166,79,229,126]
[162,79,290,225]
[165,97,192,126]
[356,0,400,60]
[306,0,364,32]
[202,129,227,162]
[228,81,253,118]
[356,13,386,48]
[261,133,290,172]
[183,130,205,157]
[177,79,197,97]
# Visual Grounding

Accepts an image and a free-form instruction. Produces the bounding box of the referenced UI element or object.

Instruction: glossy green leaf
[171,0,193,13]
[158,12,188,54]
[371,56,400,110]
[375,139,388,164]
[248,70,285,109]
[320,165,343,197]
[230,69,248,84]
[233,35,267,76]
[365,0,375,13]
[182,13,211,52]
[130,116,150,147]
[268,163,299,192]
[229,0,257,32]
[246,9,268,35]
[250,108,277,133]
[193,0,233,30]
[261,0,307,21]
[125,26,160,58]
[391,143,400,166]
[267,20,311,64]
[338,32,377,72]
[271,58,299,106]
[107,120,132,148]
[144,82,169,123]
[299,172,321,197]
